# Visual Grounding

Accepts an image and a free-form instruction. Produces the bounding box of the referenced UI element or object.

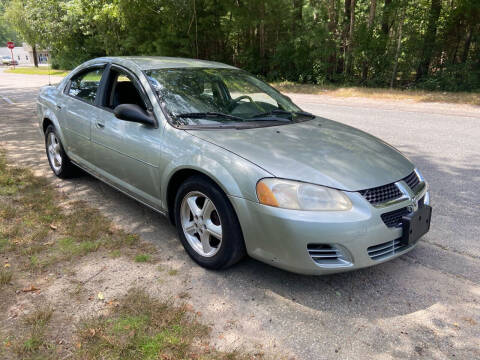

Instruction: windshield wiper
[294,111,315,118]
[249,109,315,121]
[176,112,246,122]
[250,109,293,119]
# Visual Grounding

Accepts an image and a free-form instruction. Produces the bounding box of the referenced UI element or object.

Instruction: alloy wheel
[180,191,223,257]
[47,132,62,173]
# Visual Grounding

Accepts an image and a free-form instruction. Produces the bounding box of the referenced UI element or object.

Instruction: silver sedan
[37,56,431,275]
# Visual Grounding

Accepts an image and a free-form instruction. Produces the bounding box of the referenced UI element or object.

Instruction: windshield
[144,68,310,127]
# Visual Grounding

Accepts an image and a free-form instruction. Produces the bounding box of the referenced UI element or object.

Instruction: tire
[174,175,246,270]
[44,125,76,178]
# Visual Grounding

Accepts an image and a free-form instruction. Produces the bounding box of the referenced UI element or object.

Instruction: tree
[2,0,478,91]
[4,0,40,66]
[416,0,441,80]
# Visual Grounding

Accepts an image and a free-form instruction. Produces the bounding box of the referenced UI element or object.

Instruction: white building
[0,43,49,65]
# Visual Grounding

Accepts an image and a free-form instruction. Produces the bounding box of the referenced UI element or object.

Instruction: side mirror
[114,104,155,126]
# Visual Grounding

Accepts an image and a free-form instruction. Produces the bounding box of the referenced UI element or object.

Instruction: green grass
[12,308,54,358]
[0,269,12,286]
[4,67,69,77]
[77,288,258,360]
[135,253,151,263]
[0,149,147,274]
[168,269,178,276]
[271,81,480,106]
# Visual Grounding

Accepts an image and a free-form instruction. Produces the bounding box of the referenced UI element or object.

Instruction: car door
[91,64,163,208]
[59,66,106,164]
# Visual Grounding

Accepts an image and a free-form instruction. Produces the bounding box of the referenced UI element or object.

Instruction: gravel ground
[1,69,479,359]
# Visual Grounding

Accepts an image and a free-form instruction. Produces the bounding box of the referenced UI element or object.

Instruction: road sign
[6,42,15,69]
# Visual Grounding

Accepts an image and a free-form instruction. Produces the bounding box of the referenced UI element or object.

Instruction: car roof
[95,56,238,71]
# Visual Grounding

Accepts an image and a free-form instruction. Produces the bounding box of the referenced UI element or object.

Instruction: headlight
[256,178,352,211]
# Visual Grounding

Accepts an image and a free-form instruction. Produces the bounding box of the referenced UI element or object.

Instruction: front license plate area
[401,205,432,246]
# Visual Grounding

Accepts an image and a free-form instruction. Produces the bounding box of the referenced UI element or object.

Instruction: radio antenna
[48,53,51,86]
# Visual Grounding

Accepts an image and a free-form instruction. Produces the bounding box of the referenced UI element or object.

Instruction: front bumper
[229,184,430,275]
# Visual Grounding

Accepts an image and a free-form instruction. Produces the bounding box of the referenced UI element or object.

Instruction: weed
[12,307,54,357]
[76,288,254,359]
[0,269,12,286]
[135,254,151,263]
[110,249,121,258]
[168,269,178,276]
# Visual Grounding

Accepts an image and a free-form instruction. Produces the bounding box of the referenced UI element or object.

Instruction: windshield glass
[144,68,308,127]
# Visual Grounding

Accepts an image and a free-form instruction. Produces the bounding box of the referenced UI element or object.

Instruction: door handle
[96,122,105,129]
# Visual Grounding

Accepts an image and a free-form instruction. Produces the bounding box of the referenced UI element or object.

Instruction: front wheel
[45,125,76,178]
[174,175,246,269]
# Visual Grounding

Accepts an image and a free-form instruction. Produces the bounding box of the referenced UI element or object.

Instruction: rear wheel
[44,125,76,178]
[174,175,246,269]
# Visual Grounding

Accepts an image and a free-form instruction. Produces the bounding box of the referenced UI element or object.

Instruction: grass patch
[11,307,54,358]
[77,288,257,360]
[4,67,69,77]
[168,269,178,276]
[135,254,151,263]
[271,81,480,106]
[0,269,12,286]
[0,149,146,274]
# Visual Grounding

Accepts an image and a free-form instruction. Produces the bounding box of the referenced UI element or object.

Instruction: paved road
[1,70,479,359]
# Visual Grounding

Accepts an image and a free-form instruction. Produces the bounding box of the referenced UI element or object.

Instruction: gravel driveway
[1,69,479,359]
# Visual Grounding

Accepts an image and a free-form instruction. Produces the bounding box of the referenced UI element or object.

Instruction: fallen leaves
[22,285,40,292]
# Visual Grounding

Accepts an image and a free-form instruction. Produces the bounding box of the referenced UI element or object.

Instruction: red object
[7,42,15,69]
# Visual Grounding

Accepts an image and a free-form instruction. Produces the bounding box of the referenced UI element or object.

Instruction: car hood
[186,118,414,191]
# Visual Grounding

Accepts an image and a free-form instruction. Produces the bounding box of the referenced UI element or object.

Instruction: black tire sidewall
[174,175,245,269]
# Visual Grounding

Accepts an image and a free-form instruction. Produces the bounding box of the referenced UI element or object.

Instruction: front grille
[381,207,410,228]
[367,238,408,260]
[307,244,352,267]
[359,171,422,206]
[403,171,420,190]
[359,183,402,205]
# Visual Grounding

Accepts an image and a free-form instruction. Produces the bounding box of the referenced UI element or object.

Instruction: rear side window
[68,68,104,104]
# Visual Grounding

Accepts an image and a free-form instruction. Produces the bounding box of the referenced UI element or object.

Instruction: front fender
[159,127,271,207]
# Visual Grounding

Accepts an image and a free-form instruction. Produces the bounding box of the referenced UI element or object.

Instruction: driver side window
[103,69,147,111]
[68,67,105,105]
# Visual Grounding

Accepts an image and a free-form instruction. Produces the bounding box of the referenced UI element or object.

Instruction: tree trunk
[381,0,392,36]
[345,0,356,76]
[362,0,377,81]
[258,1,266,73]
[326,0,338,76]
[32,45,38,67]
[390,14,404,88]
[461,27,472,64]
[416,0,441,81]
[292,0,303,35]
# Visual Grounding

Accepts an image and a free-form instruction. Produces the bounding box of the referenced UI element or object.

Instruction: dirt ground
[1,69,479,360]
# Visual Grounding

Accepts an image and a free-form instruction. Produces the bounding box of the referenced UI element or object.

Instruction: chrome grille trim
[359,171,423,207]
[367,238,408,260]
[403,171,420,191]
[359,183,403,205]
[307,244,352,268]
